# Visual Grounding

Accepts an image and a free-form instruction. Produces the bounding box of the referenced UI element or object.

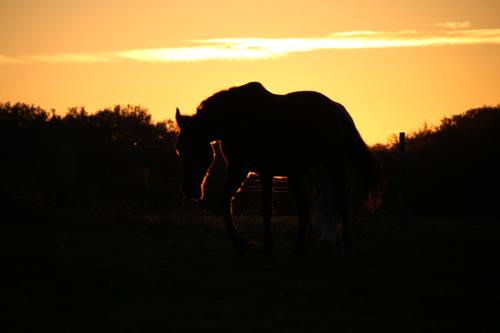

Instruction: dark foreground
[3,215,499,332]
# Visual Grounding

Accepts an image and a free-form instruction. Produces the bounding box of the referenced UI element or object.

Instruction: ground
[2,215,499,332]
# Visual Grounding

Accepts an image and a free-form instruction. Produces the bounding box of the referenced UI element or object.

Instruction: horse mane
[196,82,269,115]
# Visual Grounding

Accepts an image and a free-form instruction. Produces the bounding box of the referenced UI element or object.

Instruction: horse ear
[175,108,185,128]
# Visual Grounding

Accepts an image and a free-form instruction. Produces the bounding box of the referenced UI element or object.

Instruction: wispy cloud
[26,53,114,64]
[0,54,24,64]
[435,21,471,29]
[3,26,500,65]
[115,46,275,62]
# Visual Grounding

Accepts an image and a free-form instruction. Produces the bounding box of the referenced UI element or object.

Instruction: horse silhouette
[176,82,382,255]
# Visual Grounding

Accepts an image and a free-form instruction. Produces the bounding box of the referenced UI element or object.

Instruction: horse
[175,82,382,256]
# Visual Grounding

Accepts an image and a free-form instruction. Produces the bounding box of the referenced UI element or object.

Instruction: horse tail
[344,115,384,212]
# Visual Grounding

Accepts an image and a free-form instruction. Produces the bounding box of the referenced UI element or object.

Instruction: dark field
[3,215,499,332]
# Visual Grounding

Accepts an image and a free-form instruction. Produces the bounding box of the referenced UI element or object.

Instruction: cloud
[199,29,500,54]
[435,21,471,29]
[26,53,113,64]
[2,26,500,65]
[115,46,276,62]
[0,54,24,64]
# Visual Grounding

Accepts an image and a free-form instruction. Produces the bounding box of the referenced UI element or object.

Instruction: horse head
[175,108,214,200]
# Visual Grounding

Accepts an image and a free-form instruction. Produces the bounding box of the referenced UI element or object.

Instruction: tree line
[373,105,500,219]
[1,102,498,224]
[0,102,181,223]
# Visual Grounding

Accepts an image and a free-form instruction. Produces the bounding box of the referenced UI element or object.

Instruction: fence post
[399,132,408,227]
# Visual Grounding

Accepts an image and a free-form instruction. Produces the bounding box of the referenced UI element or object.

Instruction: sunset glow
[1,0,499,144]
[3,28,500,64]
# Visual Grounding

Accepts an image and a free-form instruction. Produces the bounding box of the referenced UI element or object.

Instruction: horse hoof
[232,237,248,255]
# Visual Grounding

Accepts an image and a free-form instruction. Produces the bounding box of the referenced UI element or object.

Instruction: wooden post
[399,132,408,227]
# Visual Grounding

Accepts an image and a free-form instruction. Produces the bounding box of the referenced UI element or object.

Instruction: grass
[2,214,499,332]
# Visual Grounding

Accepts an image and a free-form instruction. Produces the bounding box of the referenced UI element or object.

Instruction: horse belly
[245,144,322,176]
[221,131,338,176]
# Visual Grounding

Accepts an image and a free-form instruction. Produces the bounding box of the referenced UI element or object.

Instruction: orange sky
[1,0,499,144]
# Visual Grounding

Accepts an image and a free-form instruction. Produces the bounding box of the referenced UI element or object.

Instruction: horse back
[219,91,353,174]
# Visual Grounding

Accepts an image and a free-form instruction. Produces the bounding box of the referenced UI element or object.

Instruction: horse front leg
[260,173,274,254]
[221,165,249,255]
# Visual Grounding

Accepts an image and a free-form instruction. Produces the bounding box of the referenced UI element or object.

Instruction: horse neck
[197,105,231,142]
[196,113,223,143]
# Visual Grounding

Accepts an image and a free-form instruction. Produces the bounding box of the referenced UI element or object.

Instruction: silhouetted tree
[0,103,180,223]
[374,105,500,218]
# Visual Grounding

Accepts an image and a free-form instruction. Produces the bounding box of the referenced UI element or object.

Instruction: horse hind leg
[331,179,352,258]
[307,164,340,249]
[318,190,341,253]
[303,177,320,243]
[338,200,352,258]
[288,174,310,256]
